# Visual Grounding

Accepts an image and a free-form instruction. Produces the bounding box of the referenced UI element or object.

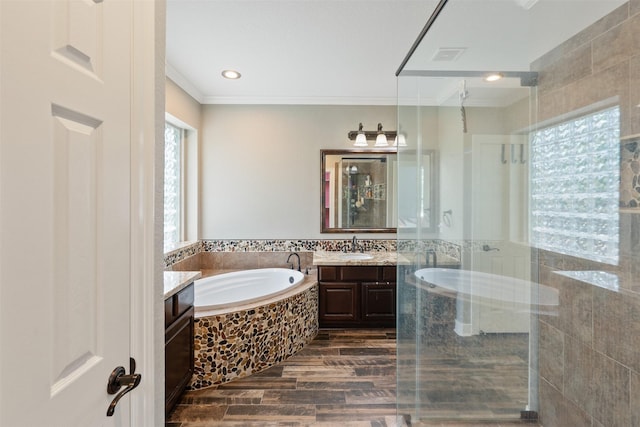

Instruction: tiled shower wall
[532,2,640,426]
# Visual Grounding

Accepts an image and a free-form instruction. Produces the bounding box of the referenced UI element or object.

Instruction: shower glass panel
[396,0,545,423]
[397,72,540,425]
[396,1,633,425]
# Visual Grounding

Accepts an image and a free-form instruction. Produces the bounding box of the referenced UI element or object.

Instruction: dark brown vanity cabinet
[318,265,396,328]
[165,283,194,416]
[362,282,396,322]
[319,282,359,323]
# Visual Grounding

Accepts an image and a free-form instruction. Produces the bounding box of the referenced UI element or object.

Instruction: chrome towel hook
[442,209,453,227]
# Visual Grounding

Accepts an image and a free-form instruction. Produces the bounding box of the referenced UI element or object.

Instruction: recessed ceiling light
[221,70,241,79]
[484,72,504,82]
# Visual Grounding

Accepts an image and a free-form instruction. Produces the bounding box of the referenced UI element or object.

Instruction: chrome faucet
[351,235,358,252]
[286,252,301,272]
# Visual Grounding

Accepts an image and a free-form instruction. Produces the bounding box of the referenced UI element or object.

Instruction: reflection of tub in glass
[414,268,559,313]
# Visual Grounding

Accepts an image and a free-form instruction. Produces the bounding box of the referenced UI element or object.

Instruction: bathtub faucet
[426,249,437,268]
[286,252,301,272]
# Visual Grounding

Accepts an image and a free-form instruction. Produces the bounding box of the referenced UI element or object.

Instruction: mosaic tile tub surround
[164,238,463,270]
[189,282,318,389]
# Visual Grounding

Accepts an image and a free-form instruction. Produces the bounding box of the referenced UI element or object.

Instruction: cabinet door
[362,282,396,322]
[319,282,359,323]
[165,307,194,415]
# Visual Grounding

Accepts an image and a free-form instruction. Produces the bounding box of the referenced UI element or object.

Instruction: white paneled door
[470,135,531,334]
[1,1,149,425]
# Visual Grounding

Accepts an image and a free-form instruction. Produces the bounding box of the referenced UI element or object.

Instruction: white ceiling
[166,0,438,105]
[166,0,627,107]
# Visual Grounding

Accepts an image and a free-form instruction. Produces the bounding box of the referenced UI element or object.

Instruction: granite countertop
[311,250,460,268]
[312,250,410,266]
[164,270,201,299]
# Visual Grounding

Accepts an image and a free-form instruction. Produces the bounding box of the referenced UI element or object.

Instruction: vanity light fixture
[221,69,241,79]
[347,123,397,148]
[353,123,368,147]
[484,72,504,82]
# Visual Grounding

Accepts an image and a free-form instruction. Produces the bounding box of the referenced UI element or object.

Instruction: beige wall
[200,104,397,239]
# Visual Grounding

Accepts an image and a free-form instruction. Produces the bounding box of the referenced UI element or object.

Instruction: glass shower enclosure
[395,0,630,425]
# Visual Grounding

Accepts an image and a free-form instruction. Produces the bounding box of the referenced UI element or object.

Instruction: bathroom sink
[338,253,374,260]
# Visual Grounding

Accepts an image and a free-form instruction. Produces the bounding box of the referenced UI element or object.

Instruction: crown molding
[200,95,398,106]
[165,62,204,104]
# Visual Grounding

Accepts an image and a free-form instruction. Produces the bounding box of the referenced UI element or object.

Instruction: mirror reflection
[397,150,437,232]
[321,150,396,233]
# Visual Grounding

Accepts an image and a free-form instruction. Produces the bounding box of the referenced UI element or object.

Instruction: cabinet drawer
[165,283,194,327]
[164,298,173,327]
[318,266,337,281]
[176,284,194,317]
[381,266,397,282]
[339,266,378,281]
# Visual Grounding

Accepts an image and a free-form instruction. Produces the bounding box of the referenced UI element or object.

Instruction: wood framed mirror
[321,149,397,233]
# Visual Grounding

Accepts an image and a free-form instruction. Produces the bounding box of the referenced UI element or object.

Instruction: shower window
[530,106,620,265]
[164,121,183,250]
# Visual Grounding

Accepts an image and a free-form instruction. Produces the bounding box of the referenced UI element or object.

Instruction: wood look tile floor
[166,329,539,427]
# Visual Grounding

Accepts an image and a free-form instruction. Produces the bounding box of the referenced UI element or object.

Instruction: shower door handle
[106,357,142,416]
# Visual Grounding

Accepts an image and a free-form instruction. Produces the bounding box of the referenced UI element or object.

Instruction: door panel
[1,1,134,425]
[470,135,530,334]
[51,105,102,394]
[52,0,103,76]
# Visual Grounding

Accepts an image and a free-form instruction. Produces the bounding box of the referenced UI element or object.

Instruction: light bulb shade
[354,133,368,147]
[374,133,388,147]
[393,134,407,147]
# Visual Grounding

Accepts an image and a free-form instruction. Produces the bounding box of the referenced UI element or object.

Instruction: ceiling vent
[431,47,466,62]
